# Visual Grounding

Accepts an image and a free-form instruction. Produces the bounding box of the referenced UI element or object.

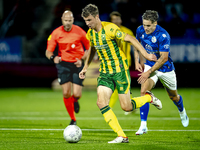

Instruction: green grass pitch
[0,88,200,150]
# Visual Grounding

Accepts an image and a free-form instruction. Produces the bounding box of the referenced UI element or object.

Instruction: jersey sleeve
[108,23,126,41]
[158,33,170,52]
[80,30,90,50]
[46,31,57,52]
[136,27,141,42]
[86,30,93,47]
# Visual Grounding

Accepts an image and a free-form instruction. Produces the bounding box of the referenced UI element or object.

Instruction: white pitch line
[0,128,199,132]
[0,117,200,120]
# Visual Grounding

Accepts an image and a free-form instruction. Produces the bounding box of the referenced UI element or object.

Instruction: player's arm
[148,51,168,73]
[45,32,60,63]
[134,47,146,72]
[79,46,96,79]
[124,34,157,61]
[45,50,60,64]
[134,48,143,72]
[137,51,168,84]
[82,50,89,60]
[79,31,91,61]
[74,50,89,68]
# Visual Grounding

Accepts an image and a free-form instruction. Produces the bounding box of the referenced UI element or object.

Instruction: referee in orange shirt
[46,10,90,125]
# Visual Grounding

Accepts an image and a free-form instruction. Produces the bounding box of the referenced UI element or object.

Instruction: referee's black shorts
[56,61,84,86]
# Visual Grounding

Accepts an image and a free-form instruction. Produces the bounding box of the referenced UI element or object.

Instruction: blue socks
[173,95,184,112]
[139,95,184,125]
[140,103,150,121]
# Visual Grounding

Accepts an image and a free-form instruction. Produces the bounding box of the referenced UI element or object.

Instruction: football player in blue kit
[134,10,189,135]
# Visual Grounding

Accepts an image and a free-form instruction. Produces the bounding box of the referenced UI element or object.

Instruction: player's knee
[63,91,71,98]
[96,99,107,109]
[140,89,146,96]
[120,101,132,112]
[169,95,179,102]
[73,93,81,100]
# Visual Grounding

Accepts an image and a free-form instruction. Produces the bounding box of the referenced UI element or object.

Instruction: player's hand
[54,56,61,64]
[79,68,87,79]
[74,58,82,68]
[147,54,157,61]
[137,70,151,84]
[135,62,143,72]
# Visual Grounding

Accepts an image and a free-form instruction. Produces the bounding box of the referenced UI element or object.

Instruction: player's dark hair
[110,11,121,18]
[82,4,99,18]
[142,10,159,23]
[109,11,121,21]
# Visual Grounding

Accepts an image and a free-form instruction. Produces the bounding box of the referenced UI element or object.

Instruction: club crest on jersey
[151,36,157,43]
[101,34,106,41]
[116,30,122,38]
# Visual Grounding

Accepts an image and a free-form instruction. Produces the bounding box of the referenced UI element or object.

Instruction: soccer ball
[63,125,82,143]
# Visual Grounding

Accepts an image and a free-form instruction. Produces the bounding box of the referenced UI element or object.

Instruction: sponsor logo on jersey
[145,44,153,51]
[164,44,169,49]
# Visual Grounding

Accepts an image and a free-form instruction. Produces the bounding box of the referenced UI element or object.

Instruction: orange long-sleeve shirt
[47,25,90,62]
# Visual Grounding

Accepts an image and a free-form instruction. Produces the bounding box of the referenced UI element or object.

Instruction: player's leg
[72,83,82,113]
[57,62,77,125]
[160,70,189,127]
[109,89,118,108]
[97,85,128,143]
[136,78,155,135]
[165,88,189,127]
[136,65,160,135]
[61,82,76,125]
[116,69,161,112]
[72,65,84,114]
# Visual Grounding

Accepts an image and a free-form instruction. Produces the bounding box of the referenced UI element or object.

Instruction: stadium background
[0,0,199,88]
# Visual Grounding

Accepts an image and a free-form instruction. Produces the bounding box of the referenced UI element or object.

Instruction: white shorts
[144,65,177,90]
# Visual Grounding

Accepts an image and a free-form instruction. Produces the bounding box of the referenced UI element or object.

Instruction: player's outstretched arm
[124,34,157,62]
[79,46,96,79]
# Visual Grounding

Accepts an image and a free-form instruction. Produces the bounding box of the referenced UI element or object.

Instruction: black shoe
[74,101,80,113]
[69,119,76,125]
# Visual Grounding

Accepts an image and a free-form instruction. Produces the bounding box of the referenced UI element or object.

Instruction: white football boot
[108,136,129,143]
[146,91,162,110]
[179,108,189,127]
[135,126,148,135]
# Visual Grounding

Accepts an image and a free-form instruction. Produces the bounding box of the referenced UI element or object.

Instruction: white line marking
[0,117,199,120]
[0,128,199,132]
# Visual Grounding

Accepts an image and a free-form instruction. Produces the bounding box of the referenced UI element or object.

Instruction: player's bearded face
[143,19,157,34]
